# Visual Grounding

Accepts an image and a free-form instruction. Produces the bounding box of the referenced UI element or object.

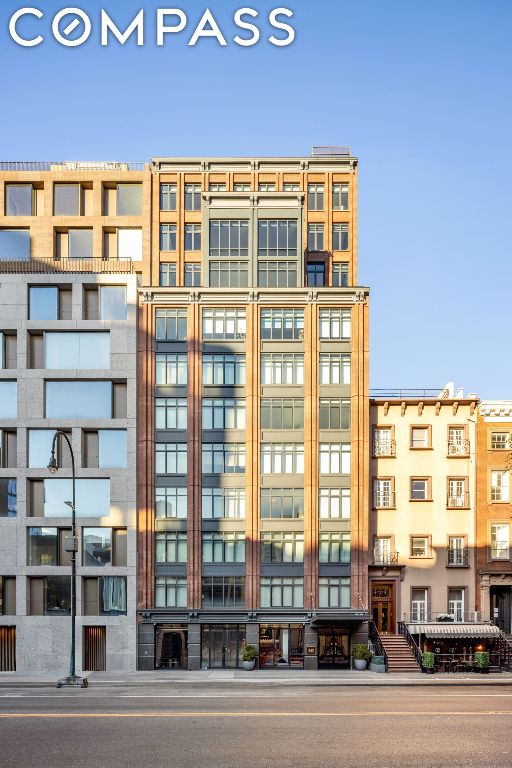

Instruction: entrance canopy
[408,623,501,638]
[309,611,370,627]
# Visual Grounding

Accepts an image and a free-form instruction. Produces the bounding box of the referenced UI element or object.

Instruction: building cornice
[139,287,370,305]
[479,401,512,417]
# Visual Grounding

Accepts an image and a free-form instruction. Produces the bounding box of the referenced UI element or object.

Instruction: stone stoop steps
[380,634,421,673]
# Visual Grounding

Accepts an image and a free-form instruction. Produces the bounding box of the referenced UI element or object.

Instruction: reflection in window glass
[43,478,110,517]
[117,184,142,216]
[28,527,58,565]
[100,286,127,320]
[99,430,127,468]
[0,478,17,517]
[54,185,80,216]
[6,185,33,216]
[28,429,65,468]
[45,381,112,419]
[0,229,30,260]
[0,381,16,418]
[83,528,112,566]
[68,229,93,259]
[29,286,58,320]
[45,332,110,370]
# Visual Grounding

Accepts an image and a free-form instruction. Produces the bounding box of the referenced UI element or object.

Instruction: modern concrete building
[476,401,512,635]
[0,162,148,672]
[137,150,371,670]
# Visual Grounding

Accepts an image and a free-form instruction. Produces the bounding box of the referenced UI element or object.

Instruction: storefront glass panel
[201,624,246,669]
[318,629,350,668]
[259,624,304,668]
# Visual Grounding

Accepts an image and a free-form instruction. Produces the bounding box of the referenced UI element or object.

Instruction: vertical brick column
[187,303,202,608]
[304,303,319,609]
[245,303,260,608]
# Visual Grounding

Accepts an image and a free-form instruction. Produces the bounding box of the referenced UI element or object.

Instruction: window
[283,182,299,191]
[156,353,187,386]
[83,430,127,469]
[332,223,349,251]
[6,184,35,215]
[448,478,467,507]
[0,429,16,468]
[117,228,142,261]
[29,576,70,616]
[0,229,30,260]
[411,427,430,449]
[45,381,119,419]
[319,532,350,563]
[448,588,464,622]
[332,263,349,287]
[156,398,187,429]
[202,533,245,563]
[448,537,467,567]
[202,308,246,340]
[448,426,467,455]
[155,443,187,474]
[258,261,297,287]
[68,229,93,259]
[319,309,350,340]
[155,532,187,563]
[116,184,142,216]
[259,183,276,191]
[491,432,510,450]
[160,183,177,211]
[307,184,324,210]
[410,478,430,501]
[319,399,350,430]
[29,286,58,320]
[319,443,350,474]
[411,588,428,622]
[319,353,350,385]
[260,577,303,608]
[308,223,324,252]
[156,309,188,341]
[410,537,429,558]
[234,183,250,192]
[83,576,127,615]
[155,577,187,608]
[202,354,245,386]
[306,262,325,286]
[100,286,127,321]
[332,183,349,211]
[184,263,201,287]
[261,532,304,563]
[54,184,80,216]
[258,220,297,258]
[261,399,304,430]
[261,354,303,385]
[27,527,71,566]
[30,478,110,518]
[373,479,393,508]
[209,183,226,192]
[0,479,17,517]
[209,220,249,258]
[156,487,187,519]
[202,577,245,607]
[44,332,110,370]
[260,309,304,340]
[202,443,245,474]
[319,487,350,519]
[0,576,16,615]
[160,224,177,251]
[261,444,304,474]
[202,488,245,519]
[372,428,393,456]
[209,261,248,288]
[82,528,127,567]
[260,488,304,519]
[184,184,201,211]
[374,537,392,565]
[491,471,509,502]
[160,263,177,287]
[202,399,246,430]
[0,382,16,419]
[184,224,201,251]
[319,577,350,608]
[491,524,509,559]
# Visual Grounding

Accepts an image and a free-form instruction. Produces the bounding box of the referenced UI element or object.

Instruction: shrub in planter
[352,644,372,670]
[474,651,490,674]
[369,655,386,673]
[241,644,258,670]
[422,651,435,674]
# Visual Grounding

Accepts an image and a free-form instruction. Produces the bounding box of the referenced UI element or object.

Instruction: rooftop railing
[0,257,134,274]
[370,388,445,399]
[0,161,146,172]
[312,146,351,157]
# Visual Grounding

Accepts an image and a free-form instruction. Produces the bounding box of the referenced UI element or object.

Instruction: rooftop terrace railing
[370,388,446,399]
[312,146,351,157]
[0,161,146,172]
[0,257,134,274]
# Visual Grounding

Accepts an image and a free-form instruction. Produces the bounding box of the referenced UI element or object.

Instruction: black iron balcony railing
[446,491,469,508]
[447,549,469,567]
[372,439,396,457]
[373,549,399,565]
[0,257,134,274]
[373,491,396,509]
[447,439,470,456]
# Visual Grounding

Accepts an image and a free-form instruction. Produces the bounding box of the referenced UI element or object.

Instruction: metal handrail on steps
[368,620,388,671]
[397,621,422,667]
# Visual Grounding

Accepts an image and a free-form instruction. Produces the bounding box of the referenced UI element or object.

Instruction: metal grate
[83,626,106,671]
[0,626,16,671]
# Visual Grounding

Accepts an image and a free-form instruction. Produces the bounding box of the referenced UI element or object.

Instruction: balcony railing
[373,549,399,565]
[370,388,442,399]
[0,257,134,274]
[373,491,395,508]
[0,161,145,171]
[447,439,470,456]
[403,611,485,624]
[447,549,469,567]
[372,439,396,457]
[447,492,469,508]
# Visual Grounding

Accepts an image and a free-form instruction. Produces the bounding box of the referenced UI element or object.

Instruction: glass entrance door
[318,630,349,668]
[201,624,245,669]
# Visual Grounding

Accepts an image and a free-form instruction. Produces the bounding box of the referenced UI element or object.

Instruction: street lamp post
[48,430,88,689]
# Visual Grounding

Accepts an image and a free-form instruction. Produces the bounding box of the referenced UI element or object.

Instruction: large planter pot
[241,660,255,671]
[354,659,368,671]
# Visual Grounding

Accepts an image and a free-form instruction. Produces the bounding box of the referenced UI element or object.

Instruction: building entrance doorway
[371,582,395,633]
[318,629,349,668]
[155,625,188,669]
[201,624,245,669]
[491,587,512,633]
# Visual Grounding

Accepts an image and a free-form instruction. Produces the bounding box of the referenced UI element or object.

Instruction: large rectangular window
[319,577,350,608]
[44,332,110,370]
[0,479,17,518]
[260,399,304,430]
[306,262,325,286]
[332,183,349,211]
[83,576,127,615]
[0,229,30,260]
[45,381,113,418]
[27,527,71,566]
[156,398,187,429]
[68,229,93,259]
[155,443,187,474]
[319,309,351,340]
[202,399,246,430]
[258,220,297,258]
[156,577,187,608]
[118,228,142,261]
[202,443,245,474]
[332,263,349,287]
[0,382,16,418]
[260,577,303,608]
[29,286,59,320]
[155,532,187,563]
[261,444,304,474]
[261,354,304,385]
[117,184,142,216]
[209,220,249,257]
[319,488,350,519]
[491,524,510,559]
[260,309,304,340]
[155,487,187,519]
[28,429,71,469]
[258,261,297,288]
[184,263,201,287]
[160,224,177,251]
[202,354,245,386]
[83,528,127,567]
[6,184,34,216]
[491,471,510,502]
[184,224,201,251]
[319,443,351,474]
[307,224,324,252]
[202,533,245,563]
[202,309,246,340]
[160,183,177,211]
[38,478,110,518]
[319,353,351,385]
[202,488,246,519]
[319,399,350,430]
[156,353,187,386]
[209,261,248,288]
[160,263,177,287]
[184,184,201,211]
[156,309,188,341]
[332,223,349,251]
[308,184,324,211]
[260,488,304,519]
[100,286,127,321]
[201,577,245,608]
[319,532,350,563]
[29,576,71,615]
[97,430,127,469]
[261,532,304,563]
[54,184,80,215]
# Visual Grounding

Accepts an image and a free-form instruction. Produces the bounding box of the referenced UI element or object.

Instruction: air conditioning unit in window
[236,332,246,340]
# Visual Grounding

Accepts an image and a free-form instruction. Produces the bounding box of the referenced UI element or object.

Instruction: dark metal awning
[309,611,370,627]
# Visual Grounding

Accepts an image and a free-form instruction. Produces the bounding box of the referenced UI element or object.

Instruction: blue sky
[1,0,511,398]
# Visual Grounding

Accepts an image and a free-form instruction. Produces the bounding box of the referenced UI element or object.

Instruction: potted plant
[473,651,490,674]
[241,644,258,671]
[421,651,435,674]
[352,644,372,670]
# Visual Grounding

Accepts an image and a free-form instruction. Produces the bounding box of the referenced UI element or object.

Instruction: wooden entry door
[371,582,395,634]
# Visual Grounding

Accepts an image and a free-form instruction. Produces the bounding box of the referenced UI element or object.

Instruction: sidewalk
[2,669,512,688]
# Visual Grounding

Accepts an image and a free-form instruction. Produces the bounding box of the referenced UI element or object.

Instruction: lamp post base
[57,675,88,689]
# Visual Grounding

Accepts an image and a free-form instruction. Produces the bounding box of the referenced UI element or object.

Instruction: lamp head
[47,453,58,474]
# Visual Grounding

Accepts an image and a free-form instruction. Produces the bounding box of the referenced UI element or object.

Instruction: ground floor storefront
[137,610,369,671]
[408,621,506,671]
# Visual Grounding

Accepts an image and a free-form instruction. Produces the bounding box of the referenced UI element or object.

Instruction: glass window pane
[100,286,127,321]
[29,287,58,320]
[6,185,33,216]
[68,229,93,259]
[45,381,111,419]
[43,478,110,517]
[118,229,142,261]
[45,332,110,370]
[0,229,30,260]
[117,184,142,216]
[54,185,80,215]
[0,381,16,418]
[83,527,112,566]
[98,430,127,468]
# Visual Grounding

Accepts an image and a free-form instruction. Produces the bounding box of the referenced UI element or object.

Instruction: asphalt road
[1,683,512,768]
